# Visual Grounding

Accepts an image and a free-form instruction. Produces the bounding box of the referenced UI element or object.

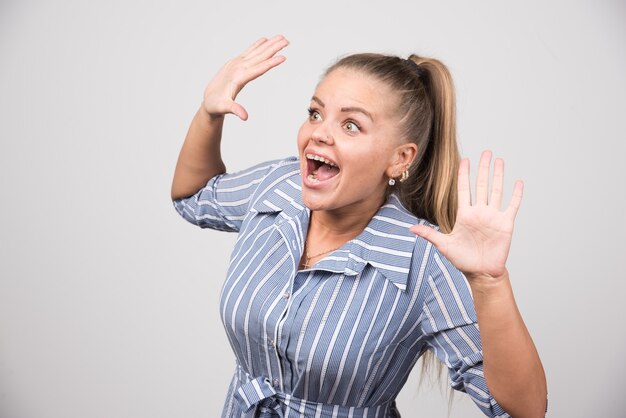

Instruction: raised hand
[410,150,524,282]
[202,35,289,121]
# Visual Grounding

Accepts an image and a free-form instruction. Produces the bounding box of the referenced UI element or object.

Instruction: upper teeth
[306,154,337,167]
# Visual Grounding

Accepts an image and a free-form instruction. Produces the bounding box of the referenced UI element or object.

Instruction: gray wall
[1,0,625,417]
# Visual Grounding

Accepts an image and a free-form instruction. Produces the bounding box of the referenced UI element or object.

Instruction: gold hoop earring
[399,165,410,182]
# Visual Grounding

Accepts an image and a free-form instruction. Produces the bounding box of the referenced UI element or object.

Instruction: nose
[311,126,334,145]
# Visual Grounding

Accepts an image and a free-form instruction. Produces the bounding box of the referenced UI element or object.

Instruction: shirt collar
[251,169,417,291]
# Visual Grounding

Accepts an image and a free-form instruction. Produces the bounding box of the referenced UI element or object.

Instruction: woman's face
[297,68,415,215]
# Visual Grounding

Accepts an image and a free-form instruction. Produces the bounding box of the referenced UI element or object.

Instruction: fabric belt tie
[233,365,397,418]
[234,375,283,417]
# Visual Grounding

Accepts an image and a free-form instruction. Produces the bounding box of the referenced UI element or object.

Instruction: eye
[344,120,361,133]
[307,108,322,122]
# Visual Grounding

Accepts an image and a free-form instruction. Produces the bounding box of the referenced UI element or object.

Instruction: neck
[308,198,385,243]
[300,197,386,270]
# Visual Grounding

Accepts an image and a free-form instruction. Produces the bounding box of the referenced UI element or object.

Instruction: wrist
[197,100,222,116]
[197,104,225,128]
[466,269,510,294]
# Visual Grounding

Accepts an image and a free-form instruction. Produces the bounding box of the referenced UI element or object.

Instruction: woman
[171,35,547,417]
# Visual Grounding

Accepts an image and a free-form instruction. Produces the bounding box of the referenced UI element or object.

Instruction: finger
[505,179,524,219]
[458,158,471,207]
[475,150,492,205]
[490,157,504,209]
[241,37,269,57]
[246,55,287,83]
[234,37,288,89]
[230,102,249,121]
[409,224,449,256]
[244,35,289,63]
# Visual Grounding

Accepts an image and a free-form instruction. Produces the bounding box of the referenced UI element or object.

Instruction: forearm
[171,105,227,200]
[468,271,547,418]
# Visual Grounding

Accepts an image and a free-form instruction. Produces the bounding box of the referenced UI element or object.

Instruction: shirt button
[269,339,276,348]
[272,378,280,388]
[283,291,290,299]
[291,240,297,249]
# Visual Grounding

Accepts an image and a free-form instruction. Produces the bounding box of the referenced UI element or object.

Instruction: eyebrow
[311,96,374,122]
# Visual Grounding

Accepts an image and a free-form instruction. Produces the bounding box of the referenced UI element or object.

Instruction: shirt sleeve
[419,250,511,418]
[171,158,291,232]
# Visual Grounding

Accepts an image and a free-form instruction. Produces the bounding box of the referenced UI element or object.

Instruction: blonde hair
[325,53,460,233]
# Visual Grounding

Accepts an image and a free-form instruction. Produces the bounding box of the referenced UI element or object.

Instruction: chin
[303,186,353,212]
[301,190,330,212]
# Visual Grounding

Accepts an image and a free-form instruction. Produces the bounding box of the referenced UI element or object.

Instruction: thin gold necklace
[303,245,341,269]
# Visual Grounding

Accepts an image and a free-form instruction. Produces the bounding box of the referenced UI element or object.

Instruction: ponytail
[399,55,459,233]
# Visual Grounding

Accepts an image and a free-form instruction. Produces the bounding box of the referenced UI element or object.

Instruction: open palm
[410,151,523,280]
[202,35,289,121]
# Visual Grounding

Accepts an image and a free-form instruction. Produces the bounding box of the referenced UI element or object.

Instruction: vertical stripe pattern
[173,157,510,418]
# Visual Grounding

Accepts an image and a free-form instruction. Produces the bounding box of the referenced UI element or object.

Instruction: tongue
[316,163,340,181]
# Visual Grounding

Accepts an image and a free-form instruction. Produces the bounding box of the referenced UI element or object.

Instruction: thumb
[409,224,448,253]
[230,102,249,121]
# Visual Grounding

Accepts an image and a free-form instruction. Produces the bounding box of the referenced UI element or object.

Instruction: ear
[386,143,418,178]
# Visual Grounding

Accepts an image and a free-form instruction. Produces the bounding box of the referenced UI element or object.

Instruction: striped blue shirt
[173,157,509,418]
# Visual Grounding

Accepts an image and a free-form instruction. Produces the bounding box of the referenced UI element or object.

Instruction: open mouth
[305,153,340,184]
